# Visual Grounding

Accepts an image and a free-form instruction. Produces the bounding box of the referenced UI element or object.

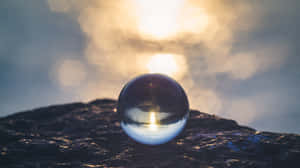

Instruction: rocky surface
[0,99,299,168]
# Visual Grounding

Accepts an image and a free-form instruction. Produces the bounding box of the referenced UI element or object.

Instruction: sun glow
[147,54,179,77]
[134,0,183,39]
[149,112,158,131]
[134,0,210,39]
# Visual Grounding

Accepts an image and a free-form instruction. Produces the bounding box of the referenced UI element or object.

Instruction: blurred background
[1,0,300,133]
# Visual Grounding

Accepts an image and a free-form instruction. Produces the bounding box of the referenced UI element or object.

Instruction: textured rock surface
[0,99,299,168]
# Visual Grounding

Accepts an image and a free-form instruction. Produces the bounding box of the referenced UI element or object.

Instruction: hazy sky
[1,0,300,133]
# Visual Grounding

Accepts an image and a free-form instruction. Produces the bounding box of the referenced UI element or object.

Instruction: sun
[133,0,210,40]
[147,54,178,77]
[134,0,183,39]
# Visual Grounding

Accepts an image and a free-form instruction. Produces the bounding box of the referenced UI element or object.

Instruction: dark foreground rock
[0,99,299,168]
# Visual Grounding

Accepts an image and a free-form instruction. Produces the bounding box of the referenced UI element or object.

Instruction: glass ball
[117,74,189,145]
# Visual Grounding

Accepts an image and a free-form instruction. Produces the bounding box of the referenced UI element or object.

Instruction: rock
[0,99,299,168]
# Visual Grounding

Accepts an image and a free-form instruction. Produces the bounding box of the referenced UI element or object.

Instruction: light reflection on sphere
[117,74,189,145]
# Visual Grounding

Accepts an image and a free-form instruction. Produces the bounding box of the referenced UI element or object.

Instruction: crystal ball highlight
[117,74,189,145]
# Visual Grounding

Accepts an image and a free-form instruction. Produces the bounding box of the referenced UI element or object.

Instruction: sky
[0,0,300,133]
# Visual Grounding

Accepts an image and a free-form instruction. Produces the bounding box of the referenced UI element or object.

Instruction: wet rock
[0,99,299,168]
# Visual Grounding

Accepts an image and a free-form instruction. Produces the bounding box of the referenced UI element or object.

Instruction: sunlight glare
[134,0,184,39]
[147,54,178,77]
[149,112,158,131]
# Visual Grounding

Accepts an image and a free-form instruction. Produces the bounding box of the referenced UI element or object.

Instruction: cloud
[54,59,87,87]
[47,0,289,126]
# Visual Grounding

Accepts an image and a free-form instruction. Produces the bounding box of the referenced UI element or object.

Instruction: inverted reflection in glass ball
[117,74,189,145]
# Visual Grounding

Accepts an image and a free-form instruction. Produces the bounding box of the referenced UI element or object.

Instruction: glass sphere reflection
[117,74,189,145]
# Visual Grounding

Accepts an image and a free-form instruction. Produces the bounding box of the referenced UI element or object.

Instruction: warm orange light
[134,0,183,39]
[149,112,158,131]
[134,0,210,40]
[147,54,178,77]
